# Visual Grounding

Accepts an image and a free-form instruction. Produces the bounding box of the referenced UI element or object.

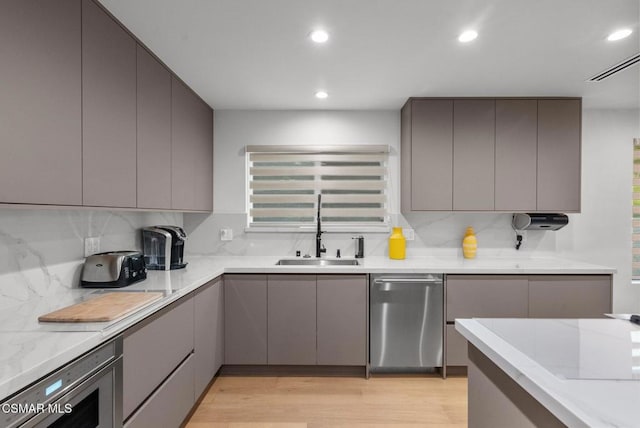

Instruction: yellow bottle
[462,226,477,259]
[389,227,406,260]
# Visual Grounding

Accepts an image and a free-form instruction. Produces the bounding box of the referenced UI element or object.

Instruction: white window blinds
[246,145,389,230]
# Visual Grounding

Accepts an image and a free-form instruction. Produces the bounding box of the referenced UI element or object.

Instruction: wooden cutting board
[39,292,164,323]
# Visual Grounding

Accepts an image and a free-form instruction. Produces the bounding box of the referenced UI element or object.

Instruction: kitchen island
[456,318,640,427]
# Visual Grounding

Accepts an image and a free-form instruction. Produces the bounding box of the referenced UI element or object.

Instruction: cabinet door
[528,275,611,318]
[82,0,137,207]
[224,274,267,364]
[537,99,581,212]
[123,297,194,419]
[446,324,469,366]
[495,99,538,211]
[137,45,172,209]
[213,278,225,375]
[267,275,317,365]
[317,275,367,366]
[453,100,495,211]
[194,277,223,398]
[411,99,454,210]
[171,77,213,211]
[446,275,529,321]
[0,0,82,205]
[124,354,195,428]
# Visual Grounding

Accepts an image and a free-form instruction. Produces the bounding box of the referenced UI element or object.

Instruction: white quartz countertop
[0,255,615,400]
[456,318,640,428]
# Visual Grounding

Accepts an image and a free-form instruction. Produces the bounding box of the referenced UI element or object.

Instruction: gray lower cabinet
[224,274,268,364]
[528,275,612,318]
[317,275,367,365]
[124,354,195,428]
[446,275,529,321]
[446,274,612,367]
[123,296,194,420]
[136,44,172,210]
[82,0,137,208]
[267,275,317,365]
[194,277,224,398]
[0,0,82,206]
[224,274,367,367]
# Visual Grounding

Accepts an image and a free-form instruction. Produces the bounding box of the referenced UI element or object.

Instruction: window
[634,138,640,279]
[246,145,389,231]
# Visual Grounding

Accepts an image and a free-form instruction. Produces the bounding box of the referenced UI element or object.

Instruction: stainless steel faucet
[315,194,326,258]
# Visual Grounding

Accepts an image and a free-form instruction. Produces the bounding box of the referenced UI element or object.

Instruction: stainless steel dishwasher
[370,274,443,372]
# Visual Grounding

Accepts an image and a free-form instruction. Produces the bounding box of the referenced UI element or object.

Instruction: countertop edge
[455,319,604,428]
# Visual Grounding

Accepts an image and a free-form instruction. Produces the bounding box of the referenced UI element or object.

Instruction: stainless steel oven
[1,338,123,428]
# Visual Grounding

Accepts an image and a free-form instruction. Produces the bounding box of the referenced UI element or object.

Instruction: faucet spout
[315,194,326,258]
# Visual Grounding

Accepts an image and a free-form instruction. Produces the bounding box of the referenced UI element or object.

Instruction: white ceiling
[99,0,640,110]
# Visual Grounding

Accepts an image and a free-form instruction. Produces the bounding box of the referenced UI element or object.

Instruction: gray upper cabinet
[316,275,367,366]
[495,100,538,211]
[171,77,214,211]
[224,274,267,365]
[82,0,137,207]
[0,0,82,205]
[406,99,454,211]
[453,100,495,210]
[267,275,317,365]
[537,99,582,212]
[401,97,581,213]
[137,45,172,209]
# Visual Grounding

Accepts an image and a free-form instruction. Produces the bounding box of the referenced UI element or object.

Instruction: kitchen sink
[276,258,360,266]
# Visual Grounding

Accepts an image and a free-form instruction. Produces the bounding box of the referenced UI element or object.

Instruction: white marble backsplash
[184,212,558,259]
[0,208,182,308]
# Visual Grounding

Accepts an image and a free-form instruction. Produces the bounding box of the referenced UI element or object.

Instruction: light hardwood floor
[186,375,468,428]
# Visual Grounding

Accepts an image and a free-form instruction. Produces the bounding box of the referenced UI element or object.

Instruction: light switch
[404,228,415,241]
[220,228,233,241]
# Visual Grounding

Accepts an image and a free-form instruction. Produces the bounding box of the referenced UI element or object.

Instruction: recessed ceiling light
[458,30,478,43]
[315,91,328,99]
[607,28,632,41]
[310,30,329,43]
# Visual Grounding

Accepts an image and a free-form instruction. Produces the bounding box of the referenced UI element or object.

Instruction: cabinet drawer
[446,275,528,321]
[528,275,611,318]
[446,324,468,366]
[125,353,195,428]
[123,297,194,419]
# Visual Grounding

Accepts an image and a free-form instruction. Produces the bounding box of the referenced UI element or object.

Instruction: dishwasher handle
[372,277,442,284]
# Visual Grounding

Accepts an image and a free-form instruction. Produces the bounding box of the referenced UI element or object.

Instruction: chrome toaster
[81,251,147,288]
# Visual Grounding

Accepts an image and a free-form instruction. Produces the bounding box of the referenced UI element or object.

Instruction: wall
[185,110,404,258]
[0,209,182,309]
[557,109,640,313]
[186,108,640,312]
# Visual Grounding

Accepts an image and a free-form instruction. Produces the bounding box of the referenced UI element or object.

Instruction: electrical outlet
[220,228,233,241]
[84,237,101,257]
[404,228,415,241]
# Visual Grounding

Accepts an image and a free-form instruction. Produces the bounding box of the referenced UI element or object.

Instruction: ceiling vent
[588,53,640,82]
